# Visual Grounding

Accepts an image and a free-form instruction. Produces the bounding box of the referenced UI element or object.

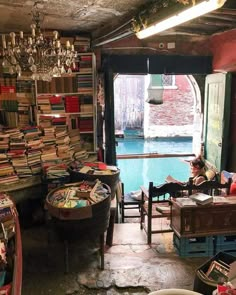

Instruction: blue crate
[215,234,236,254]
[215,234,236,245]
[173,233,214,257]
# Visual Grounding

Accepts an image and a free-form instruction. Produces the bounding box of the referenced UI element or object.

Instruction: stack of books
[77,74,93,94]
[11,150,32,178]
[41,126,56,147]
[55,128,71,162]
[17,102,30,127]
[51,116,67,128]
[68,129,81,153]
[44,164,69,180]
[38,115,53,128]
[49,96,65,113]
[0,193,15,240]
[0,133,10,151]
[27,148,42,175]
[74,35,91,53]
[0,153,17,184]
[79,55,92,73]
[37,95,51,114]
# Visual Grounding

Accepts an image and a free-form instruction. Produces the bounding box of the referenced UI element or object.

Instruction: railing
[117,152,195,159]
[116,152,195,193]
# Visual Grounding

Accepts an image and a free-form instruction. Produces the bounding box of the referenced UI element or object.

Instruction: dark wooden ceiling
[0,0,236,47]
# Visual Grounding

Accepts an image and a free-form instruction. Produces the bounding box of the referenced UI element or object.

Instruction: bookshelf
[0,74,35,128]
[35,52,97,153]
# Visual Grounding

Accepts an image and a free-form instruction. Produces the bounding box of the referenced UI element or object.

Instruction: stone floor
[21,219,209,295]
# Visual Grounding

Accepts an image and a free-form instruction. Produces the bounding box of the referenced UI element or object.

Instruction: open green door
[204,73,232,171]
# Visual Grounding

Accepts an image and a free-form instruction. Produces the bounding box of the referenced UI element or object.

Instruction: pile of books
[0,193,15,240]
[74,35,91,53]
[47,180,109,209]
[70,161,119,176]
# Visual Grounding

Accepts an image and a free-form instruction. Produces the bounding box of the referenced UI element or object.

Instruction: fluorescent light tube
[136,0,226,39]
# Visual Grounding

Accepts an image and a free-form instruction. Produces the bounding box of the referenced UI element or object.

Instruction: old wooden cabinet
[171,198,236,238]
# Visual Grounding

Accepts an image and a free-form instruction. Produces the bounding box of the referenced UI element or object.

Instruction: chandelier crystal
[1,4,78,81]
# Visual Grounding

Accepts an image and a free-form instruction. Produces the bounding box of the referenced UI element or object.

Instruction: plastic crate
[173,233,214,257]
[215,234,236,255]
[193,251,236,295]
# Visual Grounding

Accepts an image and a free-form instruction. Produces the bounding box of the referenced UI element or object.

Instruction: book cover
[189,193,213,205]
[206,260,230,283]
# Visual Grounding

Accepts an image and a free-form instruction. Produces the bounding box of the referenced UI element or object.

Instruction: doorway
[114,74,203,192]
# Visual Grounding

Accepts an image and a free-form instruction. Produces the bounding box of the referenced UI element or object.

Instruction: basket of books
[68,161,120,199]
[193,251,236,295]
[45,180,111,239]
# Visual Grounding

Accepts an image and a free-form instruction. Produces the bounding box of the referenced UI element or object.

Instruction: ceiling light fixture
[136,0,226,39]
[1,2,78,81]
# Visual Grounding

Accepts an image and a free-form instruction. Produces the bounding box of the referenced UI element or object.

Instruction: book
[176,197,197,207]
[189,193,213,205]
[0,194,14,208]
[79,166,92,173]
[156,205,171,214]
[206,260,230,283]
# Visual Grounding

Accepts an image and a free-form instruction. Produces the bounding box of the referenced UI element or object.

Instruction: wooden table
[171,196,236,238]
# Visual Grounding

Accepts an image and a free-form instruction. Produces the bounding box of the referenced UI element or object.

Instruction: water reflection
[116,137,193,193]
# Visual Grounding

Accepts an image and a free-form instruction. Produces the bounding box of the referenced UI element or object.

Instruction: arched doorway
[113,74,203,192]
[114,74,202,155]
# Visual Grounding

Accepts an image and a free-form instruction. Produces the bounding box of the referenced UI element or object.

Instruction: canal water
[116,137,193,193]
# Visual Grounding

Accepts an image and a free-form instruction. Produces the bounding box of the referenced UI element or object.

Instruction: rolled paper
[66,40,70,48]
[20,31,23,39]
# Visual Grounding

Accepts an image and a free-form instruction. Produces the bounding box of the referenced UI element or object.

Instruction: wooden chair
[120,182,142,223]
[188,177,232,195]
[140,177,232,244]
[140,181,189,244]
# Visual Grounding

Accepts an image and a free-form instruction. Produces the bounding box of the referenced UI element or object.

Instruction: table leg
[106,207,116,246]
[64,240,69,274]
[100,233,104,270]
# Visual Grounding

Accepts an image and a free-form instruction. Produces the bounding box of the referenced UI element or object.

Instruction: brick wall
[148,75,194,126]
[115,75,195,138]
[145,75,194,138]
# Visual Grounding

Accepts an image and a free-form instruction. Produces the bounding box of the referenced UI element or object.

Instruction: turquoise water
[116,137,193,193]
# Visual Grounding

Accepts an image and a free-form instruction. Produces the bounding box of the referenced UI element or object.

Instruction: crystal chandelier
[1,3,78,81]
